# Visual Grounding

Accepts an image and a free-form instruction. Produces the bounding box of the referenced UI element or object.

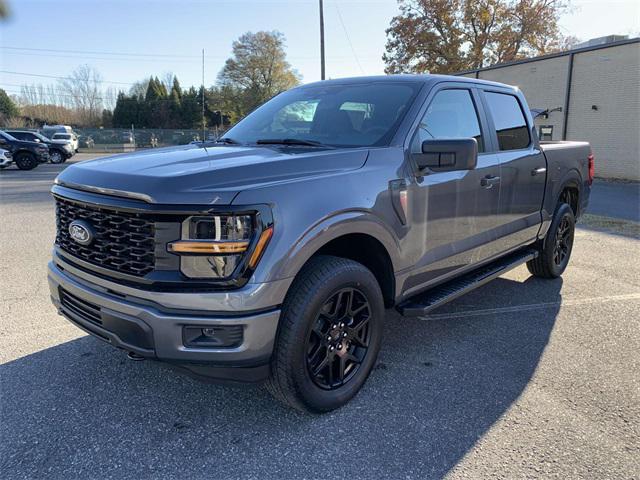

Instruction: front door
[402,87,502,295]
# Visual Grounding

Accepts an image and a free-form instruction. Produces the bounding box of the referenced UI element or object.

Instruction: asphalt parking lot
[1,155,639,479]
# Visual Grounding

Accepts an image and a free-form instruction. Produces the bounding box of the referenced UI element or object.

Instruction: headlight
[168,214,273,279]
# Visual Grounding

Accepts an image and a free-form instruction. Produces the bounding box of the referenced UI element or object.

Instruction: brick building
[458,37,640,181]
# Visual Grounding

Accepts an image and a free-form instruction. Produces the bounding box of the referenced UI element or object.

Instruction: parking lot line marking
[418,293,640,321]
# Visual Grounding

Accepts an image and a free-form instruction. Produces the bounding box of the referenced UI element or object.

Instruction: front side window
[411,89,484,153]
[224,82,421,148]
[484,92,530,150]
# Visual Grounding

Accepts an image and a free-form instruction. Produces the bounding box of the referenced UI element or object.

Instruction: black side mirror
[414,138,478,172]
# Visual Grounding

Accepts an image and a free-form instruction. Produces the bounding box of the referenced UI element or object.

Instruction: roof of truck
[300,74,517,91]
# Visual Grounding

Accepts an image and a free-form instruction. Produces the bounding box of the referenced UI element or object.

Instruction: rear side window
[485,92,530,150]
[411,89,485,153]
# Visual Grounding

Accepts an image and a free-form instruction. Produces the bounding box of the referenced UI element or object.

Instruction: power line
[0,70,134,86]
[1,51,202,64]
[335,3,365,74]
[0,45,379,61]
[0,46,201,58]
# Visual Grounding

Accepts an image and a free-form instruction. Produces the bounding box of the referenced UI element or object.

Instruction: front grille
[55,197,156,277]
[60,289,103,326]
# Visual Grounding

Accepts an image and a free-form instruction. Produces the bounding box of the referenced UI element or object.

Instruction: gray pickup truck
[49,75,593,412]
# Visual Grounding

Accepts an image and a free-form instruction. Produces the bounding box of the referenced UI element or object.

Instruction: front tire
[527,202,575,278]
[49,150,64,164]
[15,153,37,170]
[266,255,384,413]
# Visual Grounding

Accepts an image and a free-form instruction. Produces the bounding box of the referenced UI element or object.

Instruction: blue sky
[1,0,639,96]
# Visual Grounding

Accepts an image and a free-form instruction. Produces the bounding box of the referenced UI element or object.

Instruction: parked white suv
[51,133,79,152]
[0,148,13,169]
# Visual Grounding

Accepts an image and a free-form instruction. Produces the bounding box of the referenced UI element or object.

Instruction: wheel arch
[555,169,582,216]
[274,212,400,308]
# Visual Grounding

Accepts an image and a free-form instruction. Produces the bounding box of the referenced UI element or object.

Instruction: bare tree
[161,72,176,93]
[103,86,118,112]
[58,65,103,125]
[129,79,150,99]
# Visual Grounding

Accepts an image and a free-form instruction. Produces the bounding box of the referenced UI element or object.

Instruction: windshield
[54,134,71,140]
[224,82,421,148]
[0,131,18,141]
[32,132,50,142]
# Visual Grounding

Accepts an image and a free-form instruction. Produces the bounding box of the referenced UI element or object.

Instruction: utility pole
[202,48,206,141]
[319,0,325,80]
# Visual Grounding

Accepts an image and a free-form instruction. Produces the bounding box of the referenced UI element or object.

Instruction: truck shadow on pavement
[0,275,562,479]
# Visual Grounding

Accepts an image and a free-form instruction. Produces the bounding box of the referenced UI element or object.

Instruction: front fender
[252,209,401,285]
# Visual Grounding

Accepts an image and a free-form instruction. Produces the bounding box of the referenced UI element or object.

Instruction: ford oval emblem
[68,220,94,246]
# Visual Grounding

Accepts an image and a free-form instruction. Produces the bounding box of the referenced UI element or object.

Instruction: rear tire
[266,255,384,413]
[15,152,37,170]
[527,202,575,278]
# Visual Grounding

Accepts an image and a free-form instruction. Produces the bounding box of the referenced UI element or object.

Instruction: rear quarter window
[485,92,531,150]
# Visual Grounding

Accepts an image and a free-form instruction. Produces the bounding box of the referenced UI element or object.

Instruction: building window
[538,125,554,141]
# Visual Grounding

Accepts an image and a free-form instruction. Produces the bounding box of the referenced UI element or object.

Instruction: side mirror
[414,138,478,172]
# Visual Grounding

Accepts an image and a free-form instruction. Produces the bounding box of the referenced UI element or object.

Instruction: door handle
[481,175,501,189]
[531,167,547,176]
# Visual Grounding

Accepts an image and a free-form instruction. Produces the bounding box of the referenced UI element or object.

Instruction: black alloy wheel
[15,152,37,170]
[305,287,371,390]
[527,202,575,278]
[553,215,573,267]
[266,255,384,413]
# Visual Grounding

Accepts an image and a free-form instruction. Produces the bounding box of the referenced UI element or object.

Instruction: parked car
[0,130,49,170]
[41,124,73,137]
[0,148,13,169]
[42,125,78,149]
[135,132,158,148]
[48,75,593,412]
[78,135,95,149]
[5,130,74,164]
[50,132,79,152]
[120,131,134,144]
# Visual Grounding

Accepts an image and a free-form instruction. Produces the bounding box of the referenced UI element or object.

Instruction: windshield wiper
[215,137,241,145]
[255,138,333,148]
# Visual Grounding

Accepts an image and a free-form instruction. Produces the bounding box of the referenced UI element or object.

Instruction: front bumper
[48,261,281,383]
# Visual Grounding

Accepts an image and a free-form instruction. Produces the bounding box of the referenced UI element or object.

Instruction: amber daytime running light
[168,241,249,254]
[167,215,273,277]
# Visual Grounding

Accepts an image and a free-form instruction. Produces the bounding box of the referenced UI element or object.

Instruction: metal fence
[72,128,228,153]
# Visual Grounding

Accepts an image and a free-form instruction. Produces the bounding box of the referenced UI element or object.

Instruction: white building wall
[567,42,640,180]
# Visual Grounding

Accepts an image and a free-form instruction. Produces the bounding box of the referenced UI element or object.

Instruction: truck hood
[56,144,369,204]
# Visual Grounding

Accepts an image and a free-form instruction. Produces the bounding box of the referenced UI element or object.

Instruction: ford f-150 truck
[48,75,593,412]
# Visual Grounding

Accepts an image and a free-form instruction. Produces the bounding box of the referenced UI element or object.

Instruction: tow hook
[127,351,145,361]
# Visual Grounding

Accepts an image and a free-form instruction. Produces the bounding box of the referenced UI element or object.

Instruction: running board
[397,249,538,317]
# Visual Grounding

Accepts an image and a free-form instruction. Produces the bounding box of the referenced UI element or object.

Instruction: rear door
[481,90,547,250]
[402,85,502,292]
